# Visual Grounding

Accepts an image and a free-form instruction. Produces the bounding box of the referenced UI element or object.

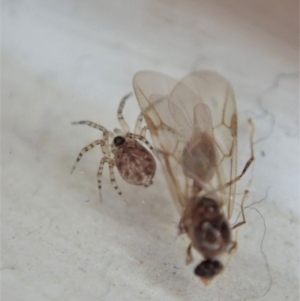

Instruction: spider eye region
[114,136,125,147]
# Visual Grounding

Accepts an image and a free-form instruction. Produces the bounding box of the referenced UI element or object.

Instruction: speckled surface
[2,0,299,300]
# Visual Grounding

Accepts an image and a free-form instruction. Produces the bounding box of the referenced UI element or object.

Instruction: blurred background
[2,0,299,300]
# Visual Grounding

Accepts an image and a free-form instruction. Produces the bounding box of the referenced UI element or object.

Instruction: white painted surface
[2,0,298,300]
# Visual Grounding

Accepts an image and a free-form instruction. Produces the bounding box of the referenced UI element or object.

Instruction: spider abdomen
[114,141,156,186]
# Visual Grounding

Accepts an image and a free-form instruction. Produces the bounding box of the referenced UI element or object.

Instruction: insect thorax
[182,197,232,260]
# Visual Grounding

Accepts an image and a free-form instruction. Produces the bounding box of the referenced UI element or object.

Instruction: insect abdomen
[182,133,217,183]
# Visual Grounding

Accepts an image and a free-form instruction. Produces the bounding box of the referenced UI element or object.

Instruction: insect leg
[186,243,194,265]
[232,190,249,230]
[178,217,186,234]
[117,93,132,133]
[225,119,255,188]
[71,140,105,174]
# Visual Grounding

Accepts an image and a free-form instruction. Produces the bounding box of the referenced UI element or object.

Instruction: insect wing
[133,71,196,212]
[133,71,237,218]
[179,71,238,218]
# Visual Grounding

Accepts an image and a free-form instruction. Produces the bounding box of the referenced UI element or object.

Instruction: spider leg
[71,139,105,174]
[107,159,125,202]
[134,111,144,134]
[140,125,148,137]
[72,120,112,146]
[117,93,132,133]
[127,133,154,151]
[97,156,124,202]
[97,157,111,202]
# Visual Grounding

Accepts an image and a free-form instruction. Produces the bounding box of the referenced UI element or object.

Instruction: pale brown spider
[71,93,156,201]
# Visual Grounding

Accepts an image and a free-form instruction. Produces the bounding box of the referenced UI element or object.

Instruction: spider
[71,93,156,201]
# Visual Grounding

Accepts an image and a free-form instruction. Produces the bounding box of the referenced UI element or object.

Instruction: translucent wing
[179,70,238,218]
[133,70,237,218]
